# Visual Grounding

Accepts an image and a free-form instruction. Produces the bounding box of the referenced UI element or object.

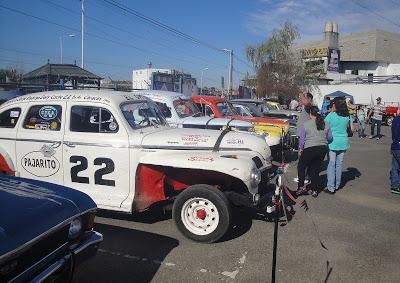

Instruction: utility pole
[222,49,233,99]
[81,0,84,69]
[228,49,233,99]
[200,67,208,95]
[60,34,75,64]
[60,35,63,64]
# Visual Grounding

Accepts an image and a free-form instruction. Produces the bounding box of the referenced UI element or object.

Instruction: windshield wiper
[192,112,202,117]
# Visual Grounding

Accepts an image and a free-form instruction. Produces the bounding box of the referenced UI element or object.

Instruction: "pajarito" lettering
[24,158,57,169]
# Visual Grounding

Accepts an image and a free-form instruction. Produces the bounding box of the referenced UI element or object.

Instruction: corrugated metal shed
[23,63,102,80]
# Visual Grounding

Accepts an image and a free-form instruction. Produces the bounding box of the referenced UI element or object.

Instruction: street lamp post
[59,34,75,64]
[200,67,208,95]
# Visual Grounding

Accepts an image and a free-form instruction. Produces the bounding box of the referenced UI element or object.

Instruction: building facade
[132,64,198,96]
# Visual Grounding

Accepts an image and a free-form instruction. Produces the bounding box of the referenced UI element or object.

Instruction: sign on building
[301,47,329,59]
[327,49,340,72]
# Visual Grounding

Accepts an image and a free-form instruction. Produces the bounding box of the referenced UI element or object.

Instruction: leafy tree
[0,68,23,82]
[246,21,319,99]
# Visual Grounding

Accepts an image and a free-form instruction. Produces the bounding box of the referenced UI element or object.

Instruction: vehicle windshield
[265,102,280,110]
[173,98,201,118]
[245,104,264,117]
[216,101,238,116]
[121,101,167,129]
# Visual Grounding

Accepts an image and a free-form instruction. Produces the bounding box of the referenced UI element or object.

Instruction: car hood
[181,116,253,129]
[226,115,289,126]
[0,176,96,258]
[139,127,270,159]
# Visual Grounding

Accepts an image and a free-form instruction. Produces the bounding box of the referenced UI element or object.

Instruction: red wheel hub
[196,209,207,220]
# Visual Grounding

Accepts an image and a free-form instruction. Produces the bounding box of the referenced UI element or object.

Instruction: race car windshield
[121,101,167,129]
[216,102,238,116]
[173,99,201,118]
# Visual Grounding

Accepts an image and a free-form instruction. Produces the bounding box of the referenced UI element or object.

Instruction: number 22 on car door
[62,103,130,209]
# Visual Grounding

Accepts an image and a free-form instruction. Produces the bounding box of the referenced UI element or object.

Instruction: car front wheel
[172,184,231,243]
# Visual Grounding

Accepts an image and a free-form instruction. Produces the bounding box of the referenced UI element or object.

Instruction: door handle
[50,141,62,148]
[64,141,76,148]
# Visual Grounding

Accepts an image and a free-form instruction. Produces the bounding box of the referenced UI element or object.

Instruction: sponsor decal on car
[181,134,210,145]
[39,106,58,120]
[226,138,244,145]
[187,156,214,162]
[20,144,60,177]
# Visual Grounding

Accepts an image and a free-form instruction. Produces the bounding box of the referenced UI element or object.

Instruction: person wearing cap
[390,108,400,194]
[368,97,385,140]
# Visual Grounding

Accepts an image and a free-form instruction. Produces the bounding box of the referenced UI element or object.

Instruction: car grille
[3,225,69,282]
[252,156,263,168]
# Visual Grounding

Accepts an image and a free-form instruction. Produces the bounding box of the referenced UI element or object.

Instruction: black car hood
[0,176,96,259]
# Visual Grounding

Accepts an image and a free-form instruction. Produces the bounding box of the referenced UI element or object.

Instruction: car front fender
[138,151,258,195]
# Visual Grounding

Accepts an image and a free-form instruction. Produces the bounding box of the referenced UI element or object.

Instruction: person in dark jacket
[296,106,333,197]
[390,108,400,194]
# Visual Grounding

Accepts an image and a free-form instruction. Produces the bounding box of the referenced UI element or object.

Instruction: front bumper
[11,231,102,283]
[224,168,274,209]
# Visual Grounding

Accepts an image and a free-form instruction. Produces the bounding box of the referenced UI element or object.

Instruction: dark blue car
[0,176,102,282]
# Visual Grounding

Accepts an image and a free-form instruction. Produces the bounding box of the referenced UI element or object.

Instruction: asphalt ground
[74,126,400,283]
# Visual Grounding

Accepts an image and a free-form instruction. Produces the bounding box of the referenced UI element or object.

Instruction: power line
[233,54,253,69]
[350,0,400,28]
[41,0,230,73]
[0,4,222,73]
[101,0,226,53]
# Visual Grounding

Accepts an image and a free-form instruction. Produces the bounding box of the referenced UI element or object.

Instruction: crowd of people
[289,92,400,197]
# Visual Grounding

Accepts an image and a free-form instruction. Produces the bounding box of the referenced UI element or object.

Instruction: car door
[62,102,130,209]
[16,102,65,184]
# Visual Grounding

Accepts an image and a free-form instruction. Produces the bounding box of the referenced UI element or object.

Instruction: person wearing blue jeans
[390,109,400,194]
[324,98,355,194]
[327,150,345,192]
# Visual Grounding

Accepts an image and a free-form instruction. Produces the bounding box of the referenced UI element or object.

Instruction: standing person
[296,92,313,136]
[296,106,332,197]
[321,97,331,117]
[390,108,400,195]
[324,98,356,194]
[356,105,366,138]
[294,92,314,184]
[290,98,299,110]
[368,97,385,140]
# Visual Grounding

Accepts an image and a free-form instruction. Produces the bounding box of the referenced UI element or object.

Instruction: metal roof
[23,64,102,80]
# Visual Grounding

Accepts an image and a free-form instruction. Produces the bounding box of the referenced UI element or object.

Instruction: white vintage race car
[135,90,275,145]
[135,90,252,129]
[0,90,272,243]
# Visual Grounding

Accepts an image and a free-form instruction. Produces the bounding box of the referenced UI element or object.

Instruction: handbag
[347,115,353,137]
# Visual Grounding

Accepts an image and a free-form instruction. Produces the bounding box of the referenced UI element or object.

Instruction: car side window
[205,105,214,116]
[23,105,62,131]
[155,102,172,118]
[0,107,21,128]
[70,106,119,133]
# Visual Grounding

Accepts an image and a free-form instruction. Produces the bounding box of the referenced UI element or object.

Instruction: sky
[0,0,399,87]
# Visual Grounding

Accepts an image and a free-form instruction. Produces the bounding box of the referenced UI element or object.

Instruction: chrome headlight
[250,167,262,188]
[68,218,82,239]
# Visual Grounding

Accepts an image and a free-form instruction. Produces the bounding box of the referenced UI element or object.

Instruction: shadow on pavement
[97,204,172,224]
[319,167,362,191]
[73,223,179,283]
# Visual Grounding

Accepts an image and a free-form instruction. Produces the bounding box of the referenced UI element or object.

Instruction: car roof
[1,90,150,108]
[132,89,187,103]
[191,95,225,103]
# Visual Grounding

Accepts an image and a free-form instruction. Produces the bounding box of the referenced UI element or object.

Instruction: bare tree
[246,21,319,99]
